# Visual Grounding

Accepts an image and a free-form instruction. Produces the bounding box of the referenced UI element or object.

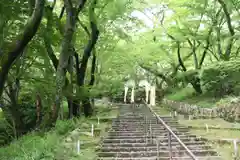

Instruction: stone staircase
[97,104,222,160]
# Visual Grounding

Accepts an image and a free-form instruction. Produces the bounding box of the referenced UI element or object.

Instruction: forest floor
[0,104,118,160]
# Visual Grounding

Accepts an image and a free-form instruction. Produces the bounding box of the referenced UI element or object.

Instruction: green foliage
[18,94,36,129]
[174,69,199,84]
[0,118,15,146]
[55,119,76,135]
[166,87,195,101]
[0,105,117,160]
[0,131,61,160]
[200,60,240,97]
[166,87,220,108]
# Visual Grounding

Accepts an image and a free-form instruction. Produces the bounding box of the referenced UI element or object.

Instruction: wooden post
[233,139,239,159]
[174,111,177,118]
[168,132,172,159]
[205,124,209,133]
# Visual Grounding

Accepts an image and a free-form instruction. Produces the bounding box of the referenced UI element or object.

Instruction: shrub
[0,131,60,160]
[200,60,240,97]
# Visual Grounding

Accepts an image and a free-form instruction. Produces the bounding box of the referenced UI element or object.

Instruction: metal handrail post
[168,131,173,159]
[157,137,160,160]
[143,101,198,160]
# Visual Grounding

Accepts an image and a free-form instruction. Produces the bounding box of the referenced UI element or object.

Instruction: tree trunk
[82,98,93,117]
[44,4,79,120]
[82,48,97,116]
[67,98,80,118]
[53,2,76,125]
[40,1,80,129]
[76,0,99,117]
[2,80,26,136]
[217,0,235,60]
[36,94,43,126]
[191,78,202,94]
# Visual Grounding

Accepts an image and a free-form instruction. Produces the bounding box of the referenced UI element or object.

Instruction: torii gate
[124,79,135,103]
[124,79,156,106]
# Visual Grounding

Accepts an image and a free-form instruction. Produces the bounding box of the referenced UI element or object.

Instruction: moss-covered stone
[163,99,240,122]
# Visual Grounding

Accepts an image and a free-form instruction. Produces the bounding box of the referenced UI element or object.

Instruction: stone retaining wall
[162,99,240,122]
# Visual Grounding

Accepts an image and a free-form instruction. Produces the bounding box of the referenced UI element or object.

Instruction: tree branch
[78,0,99,86]
[0,0,45,98]
[199,27,213,67]
[217,0,235,59]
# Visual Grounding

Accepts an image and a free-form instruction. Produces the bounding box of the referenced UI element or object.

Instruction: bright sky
[130,8,174,29]
[131,10,155,28]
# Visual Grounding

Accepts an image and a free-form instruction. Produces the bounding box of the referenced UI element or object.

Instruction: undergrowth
[0,105,117,160]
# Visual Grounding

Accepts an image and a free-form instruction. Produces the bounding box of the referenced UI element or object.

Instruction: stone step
[113,117,176,120]
[111,126,188,130]
[98,104,221,159]
[100,145,213,152]
[102,137,203,144]
[115,116,174,120]
[111,124,187,128]
[101,141,206,148]
[109,129,189,133]
[109,129,189,134]
[97,156,222,160]
[98,150,218,157]
[111,123,179,125]
[112,121,179,124]
[114,115,171,118]
[107,131,190,136]
[106,135,197,139]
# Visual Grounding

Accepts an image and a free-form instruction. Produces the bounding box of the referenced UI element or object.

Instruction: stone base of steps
[111,123,185,127]
[98,104,221,160]
[107,131,190,136]
[113,118,177,121]
[101,142,206,147]
[106,135,197,139]
[115,116,174,119]
[110,128,189,132]
[102,137,203,143]
[100,145,214,152]
[112,121,179,125]
[97,156,222,160]
[98,150,218,157]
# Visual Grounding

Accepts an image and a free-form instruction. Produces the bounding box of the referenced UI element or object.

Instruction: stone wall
[162,99,240,122]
